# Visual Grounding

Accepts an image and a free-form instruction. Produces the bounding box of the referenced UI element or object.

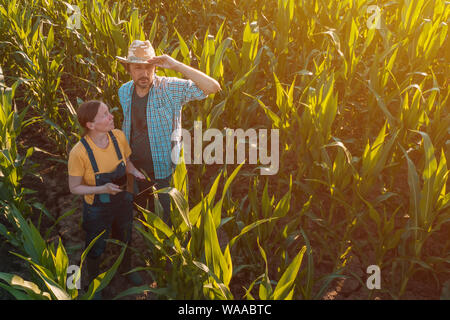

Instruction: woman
[68,100,145,297]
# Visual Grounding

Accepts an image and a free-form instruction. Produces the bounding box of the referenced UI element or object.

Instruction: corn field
[0,0,449,300]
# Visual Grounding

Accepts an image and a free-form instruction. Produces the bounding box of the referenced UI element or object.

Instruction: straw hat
[116,40,156,64]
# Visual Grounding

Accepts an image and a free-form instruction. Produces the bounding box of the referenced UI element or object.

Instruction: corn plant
[246,176,292,253]
[0,75,40,214]
[0,1,71,153]
[134,161,297,299]
[244,239,306,300]
[63,0,134,110]
[0,200,130,300]
[393,131,449,298]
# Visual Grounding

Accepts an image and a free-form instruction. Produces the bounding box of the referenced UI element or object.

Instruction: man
[117,40,221,225]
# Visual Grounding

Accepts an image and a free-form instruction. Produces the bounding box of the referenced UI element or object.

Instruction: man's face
[128,63,156,90]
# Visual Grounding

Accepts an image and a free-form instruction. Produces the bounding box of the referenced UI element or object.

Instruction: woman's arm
[68,175,122,195]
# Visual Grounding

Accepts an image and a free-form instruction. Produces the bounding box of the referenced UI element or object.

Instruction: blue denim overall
[80,131,133,259]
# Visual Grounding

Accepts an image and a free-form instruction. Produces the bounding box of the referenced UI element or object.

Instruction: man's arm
[147,55,221,96]
[126,157,146,180]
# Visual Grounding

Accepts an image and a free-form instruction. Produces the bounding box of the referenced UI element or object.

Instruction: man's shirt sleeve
[118,82,132,138]
[164,77,207,112]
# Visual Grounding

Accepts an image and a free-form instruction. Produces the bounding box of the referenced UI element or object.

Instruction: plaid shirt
[119,75,206,179]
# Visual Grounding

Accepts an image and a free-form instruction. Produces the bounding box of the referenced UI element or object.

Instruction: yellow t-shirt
[68,129,132,205]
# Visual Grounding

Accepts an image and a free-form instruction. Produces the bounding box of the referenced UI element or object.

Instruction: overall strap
[80,137,99,173]
[108,131,123,161]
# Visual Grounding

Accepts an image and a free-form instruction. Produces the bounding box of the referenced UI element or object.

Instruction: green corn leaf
[226,47,240,74]
[300,229,314,299]
[223,245,233,286]
[112,285,162,300]
[207,171,222,227]
[401,146,421,235]
[412,131,438,227]
[81,244,126,300]
[208,99,227,129]
[383,48,398,87]
[319,76,337,136]
[242,21,259,63]
[178,200,202,234]
[148,14,158,42]
[367,82,396,127]
[230,65,257,95]
[137,208,182,252]
[192,260,233,300]
[261,179,271,219]
[45,26,54,50]
[228,218,278,249]
[358,191,381,231]
[434,149,448,203]
[203,208,230,286]
[273,176,292,219]
[166,187,191,230]
[272,246,306,300]
[54,237,69,288]
[274,72,284,112]
[135,224,170,257]
[214,20,226,44]
[212,163,243,228]
[8,203,46,263]
[31,265,71,300]
[211,37,231,80]
[387,229,405,250]
[175,28,190,63]
[173,149,189,201]
[0,272,50,300]
[243,275,264,300]
[0,282,33,300]
[257,238,272,299]
[32,202,54,222]
[255,97,281,128]
[79,231,105,276]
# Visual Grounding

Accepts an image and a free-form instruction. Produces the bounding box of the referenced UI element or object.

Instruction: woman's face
[88,103,114,132]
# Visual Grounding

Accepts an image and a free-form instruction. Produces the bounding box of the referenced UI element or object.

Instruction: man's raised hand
[147,54,180,70]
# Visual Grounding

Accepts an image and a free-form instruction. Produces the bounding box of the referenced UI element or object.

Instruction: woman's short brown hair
[77,100,103,135]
